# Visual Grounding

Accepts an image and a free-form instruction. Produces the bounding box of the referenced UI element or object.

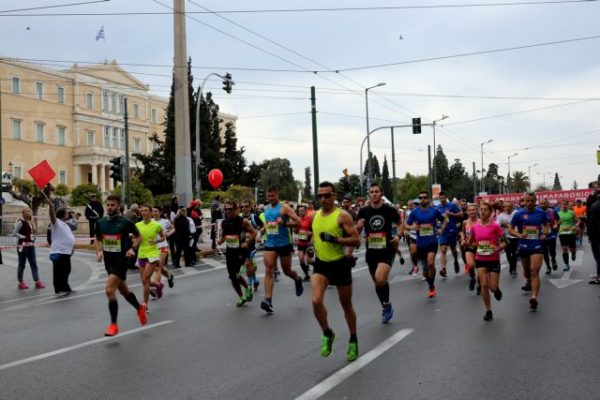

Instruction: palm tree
[511,171,529,193]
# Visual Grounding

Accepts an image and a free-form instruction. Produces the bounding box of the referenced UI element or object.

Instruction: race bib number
[476,241,494,256]
[102,234,122,253]
[225,235,240,249]
[298,230,309,241]
[559,224,574,235]
[523,225,539,240]
[266,222,279,236]
[367,232,387,249]
[420,224,434,237]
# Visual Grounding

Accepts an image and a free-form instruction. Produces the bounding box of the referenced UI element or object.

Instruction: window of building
[119,95,125,114]
[102,90,109,111]
[35,82,43,100]
[36,123,45,143]
[86,92,94,109]
[151,108,157,123]
[110,93,117,113]
[134,138,141,152]
[57,86,65,104]
[59,170,67,185]
[58,126,66,145]
[104,126,110,147]
[14,166,22,179]
[86,130,95,145]
[133,103,139,119]
[112,127,118,148]
[120,129,126,149]
[11,119,22,139]
[11,76,20,94]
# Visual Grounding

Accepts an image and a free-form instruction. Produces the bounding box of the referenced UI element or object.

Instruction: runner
[510,191,550,311]
[152,206,175,292]
[260,186,304,314]
[135,205,165,305]
[95,194,147,336]
[241,199,263,293]
[296,205,313,282]
[540,199,559,275]
[355,183,400,323]
[218,200,256,307]
[460,204,479,292]
[556,199,578,272]
[401,199,419,276]
[573,199,587,245]
[405,191,447,298]
[310,182,360,361]
[468,201,506,321]
[12,207,45,290]
[435,192,462,277]
[496,202,518,276]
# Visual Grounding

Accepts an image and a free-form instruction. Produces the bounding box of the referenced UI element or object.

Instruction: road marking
[0,320,174,372]
[549,266,583,289]
[295,328,414,400]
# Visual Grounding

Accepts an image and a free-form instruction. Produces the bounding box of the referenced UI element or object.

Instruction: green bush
[54,183,70,197]
[70,183,102,206]
[154,193,174,208]
[112,177,153,206]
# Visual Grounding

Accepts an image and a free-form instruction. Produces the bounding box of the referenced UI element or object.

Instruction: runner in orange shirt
[573,199,587,245]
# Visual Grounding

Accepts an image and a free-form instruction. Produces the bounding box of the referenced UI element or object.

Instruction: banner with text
[476,189,595,204]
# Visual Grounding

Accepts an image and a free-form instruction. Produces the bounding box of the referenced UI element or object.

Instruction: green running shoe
[236,297,247,308]
[245,286,253,302]
[320,332,335,357]
[347,341,359,362]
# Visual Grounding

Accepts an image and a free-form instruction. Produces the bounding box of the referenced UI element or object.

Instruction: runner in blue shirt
[406,191,447,298]
[540,199,559,275]
[510,191,550,311]
[435,191,463,277]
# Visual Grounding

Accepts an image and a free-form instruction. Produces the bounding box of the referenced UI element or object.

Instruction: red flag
[28,160,56,189]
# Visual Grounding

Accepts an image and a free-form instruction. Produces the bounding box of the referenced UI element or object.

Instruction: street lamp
[507,152,518,193]
[480,139,493,193]
[527,163,538,190]
[432,114,449,184]
[537,171,553,189]
[364,82,386,182]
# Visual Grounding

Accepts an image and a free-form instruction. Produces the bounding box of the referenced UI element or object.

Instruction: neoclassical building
[0,58,236,194]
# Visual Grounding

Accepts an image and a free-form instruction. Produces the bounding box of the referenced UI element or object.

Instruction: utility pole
[390,127,397,204]
[123,98,130,208]
[472,162,477,201]
[311,86,319,202]
[173,0,192,205]
[427,145,432,194]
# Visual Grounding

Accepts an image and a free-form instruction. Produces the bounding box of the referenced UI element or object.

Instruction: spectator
[84,193,104,245]
[12,207,45,290]
[170,195,180,214]
[173,207,193,268]
[49,201,76,295]
[211,196,223,249]
[587,190,600,284]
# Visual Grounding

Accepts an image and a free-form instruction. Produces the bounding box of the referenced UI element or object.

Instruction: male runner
[401,199,419,276]
[296,205,313,282]
[540,199,559,274]
[556,199,578,271]
[573,199,587,245]
[356,183,400,322]
[510,191,550,311]
[241,199,263,293]
[135,205,165,304]
[95,195,147,336]
[152,206,175,291]
[435,191,462,277]
[311,182,360,361]
[406,191,447,298]
[260,186,304,313]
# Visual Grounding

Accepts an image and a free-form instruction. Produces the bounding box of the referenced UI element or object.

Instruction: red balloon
[208,169,223,189]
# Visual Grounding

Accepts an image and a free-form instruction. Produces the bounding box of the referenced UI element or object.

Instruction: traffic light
[109,156,123,182]
[412,117,421,134]
[256,187,265,203]
[222,73,234,94]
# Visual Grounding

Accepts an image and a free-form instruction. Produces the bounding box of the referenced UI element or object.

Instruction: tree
[220,121,246,187]
[70,183,102,206]
[303,167,312,200]
[363,152,381,180]
[432,145,450,188]
[572,180,578,190]
[511,171,529,193]
[396,173,429,205]
[447,158,473,200]
[112,177,153,205]
[335,174,361,200]
[552,173,562,190]
[258,158,296,200]
[484,163,500,194]
[381,156,392,199]
[134,133,172,194]
[242,161,263,189]
[54,184,70,197]
[10,179,49,213]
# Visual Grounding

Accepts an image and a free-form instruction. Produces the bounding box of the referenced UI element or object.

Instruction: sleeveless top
[313,208,345,262]
[264,203,290,248]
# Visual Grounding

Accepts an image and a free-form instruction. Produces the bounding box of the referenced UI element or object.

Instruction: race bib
[523,225,539,240]
[420,224,434,237]
[225,234,240,249]
[367,232,387,249]
[266,222,279,236]
[298,230,309,241]
[476,241,494,256]
[559,224,574,235]
[102,234,121,253]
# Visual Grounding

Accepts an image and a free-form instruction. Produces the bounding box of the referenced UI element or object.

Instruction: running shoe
[476,285,481,296]
[295,277,304,296]
[529,297,538,311]
[571,252,576,261]
[545,268,551,275]
[468,279,476,291]
[137,303,148,325]
[521,283,532,292]
[156,282,164,299]
[18,282,29,290]
[427,288,437,298]
[347,341,359,362]
[410,266,418,276]
[588,277,600,285]
[320,332,335,357]
[104,323,119,337]
[453,259,460,274]
[382,303,393,324]
[260,299,274,314]
[493,289,503,301]
[552,259,558,271]
[245,286,253,302]
[303,274,311,283]
[563,266,571,272]
[483,310,493,321]
[168,273,175,288]
[149,288,157,298]
[274,270,281,282]
[236,297,247,308]
[35,281,46,289]
[253,280,260,292]
[399,256,405,265]
[440,268,447,278]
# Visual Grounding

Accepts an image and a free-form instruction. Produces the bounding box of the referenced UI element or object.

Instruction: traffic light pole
[310,86,319,203]
[124,98,130,208]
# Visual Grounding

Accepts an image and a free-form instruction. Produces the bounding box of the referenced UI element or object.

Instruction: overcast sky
[1,0,599,191]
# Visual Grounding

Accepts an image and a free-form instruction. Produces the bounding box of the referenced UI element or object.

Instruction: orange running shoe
[137,303,148,325]
[104,323,119,336]
[427,288,437,298]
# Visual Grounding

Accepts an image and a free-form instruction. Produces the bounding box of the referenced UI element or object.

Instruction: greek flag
[95,25,105,41]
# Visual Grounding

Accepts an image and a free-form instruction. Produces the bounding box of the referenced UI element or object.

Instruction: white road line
[0,320,174,372]
[295,328,414,400]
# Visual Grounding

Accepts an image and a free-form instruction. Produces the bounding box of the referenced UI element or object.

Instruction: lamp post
[432,114,449,184]
[364,82,385,182]
[527,163,538,190]
[537,171,553,189]
[507,152,518,193]
[480,139,493,193]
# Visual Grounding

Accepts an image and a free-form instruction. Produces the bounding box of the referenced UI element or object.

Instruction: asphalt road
[0,240,598,400]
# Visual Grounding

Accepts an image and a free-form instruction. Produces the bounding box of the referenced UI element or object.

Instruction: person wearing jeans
[13,207,44,289]
[49,201,76,295]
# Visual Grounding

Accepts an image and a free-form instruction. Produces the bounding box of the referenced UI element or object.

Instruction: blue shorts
[439,234,458,246]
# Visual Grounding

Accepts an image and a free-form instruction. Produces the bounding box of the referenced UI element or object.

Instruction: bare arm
[282,204,300,227]
[355,217,365,231]
[242,220,256,247]
[338,211,360,247]
[48,201,57,226]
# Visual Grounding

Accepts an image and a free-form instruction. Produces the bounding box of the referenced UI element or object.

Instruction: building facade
[0,58,237,194]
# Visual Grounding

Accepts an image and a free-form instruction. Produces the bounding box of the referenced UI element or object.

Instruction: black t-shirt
[221,216,244,253]
[357,204,400,253]
[95,215,139,264]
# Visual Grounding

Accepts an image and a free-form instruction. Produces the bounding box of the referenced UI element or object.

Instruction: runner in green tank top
[311,182,361,362]
[557,198,578,271]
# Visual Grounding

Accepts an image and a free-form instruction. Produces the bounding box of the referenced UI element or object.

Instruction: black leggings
[542,238,557,267]
[505,238,519,271]
[226,252,246,296]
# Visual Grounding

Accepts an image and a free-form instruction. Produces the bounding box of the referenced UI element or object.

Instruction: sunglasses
[241,205,249,208]
[317,193,333,199]
[224,208,235,211]
[419,196,428,199]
